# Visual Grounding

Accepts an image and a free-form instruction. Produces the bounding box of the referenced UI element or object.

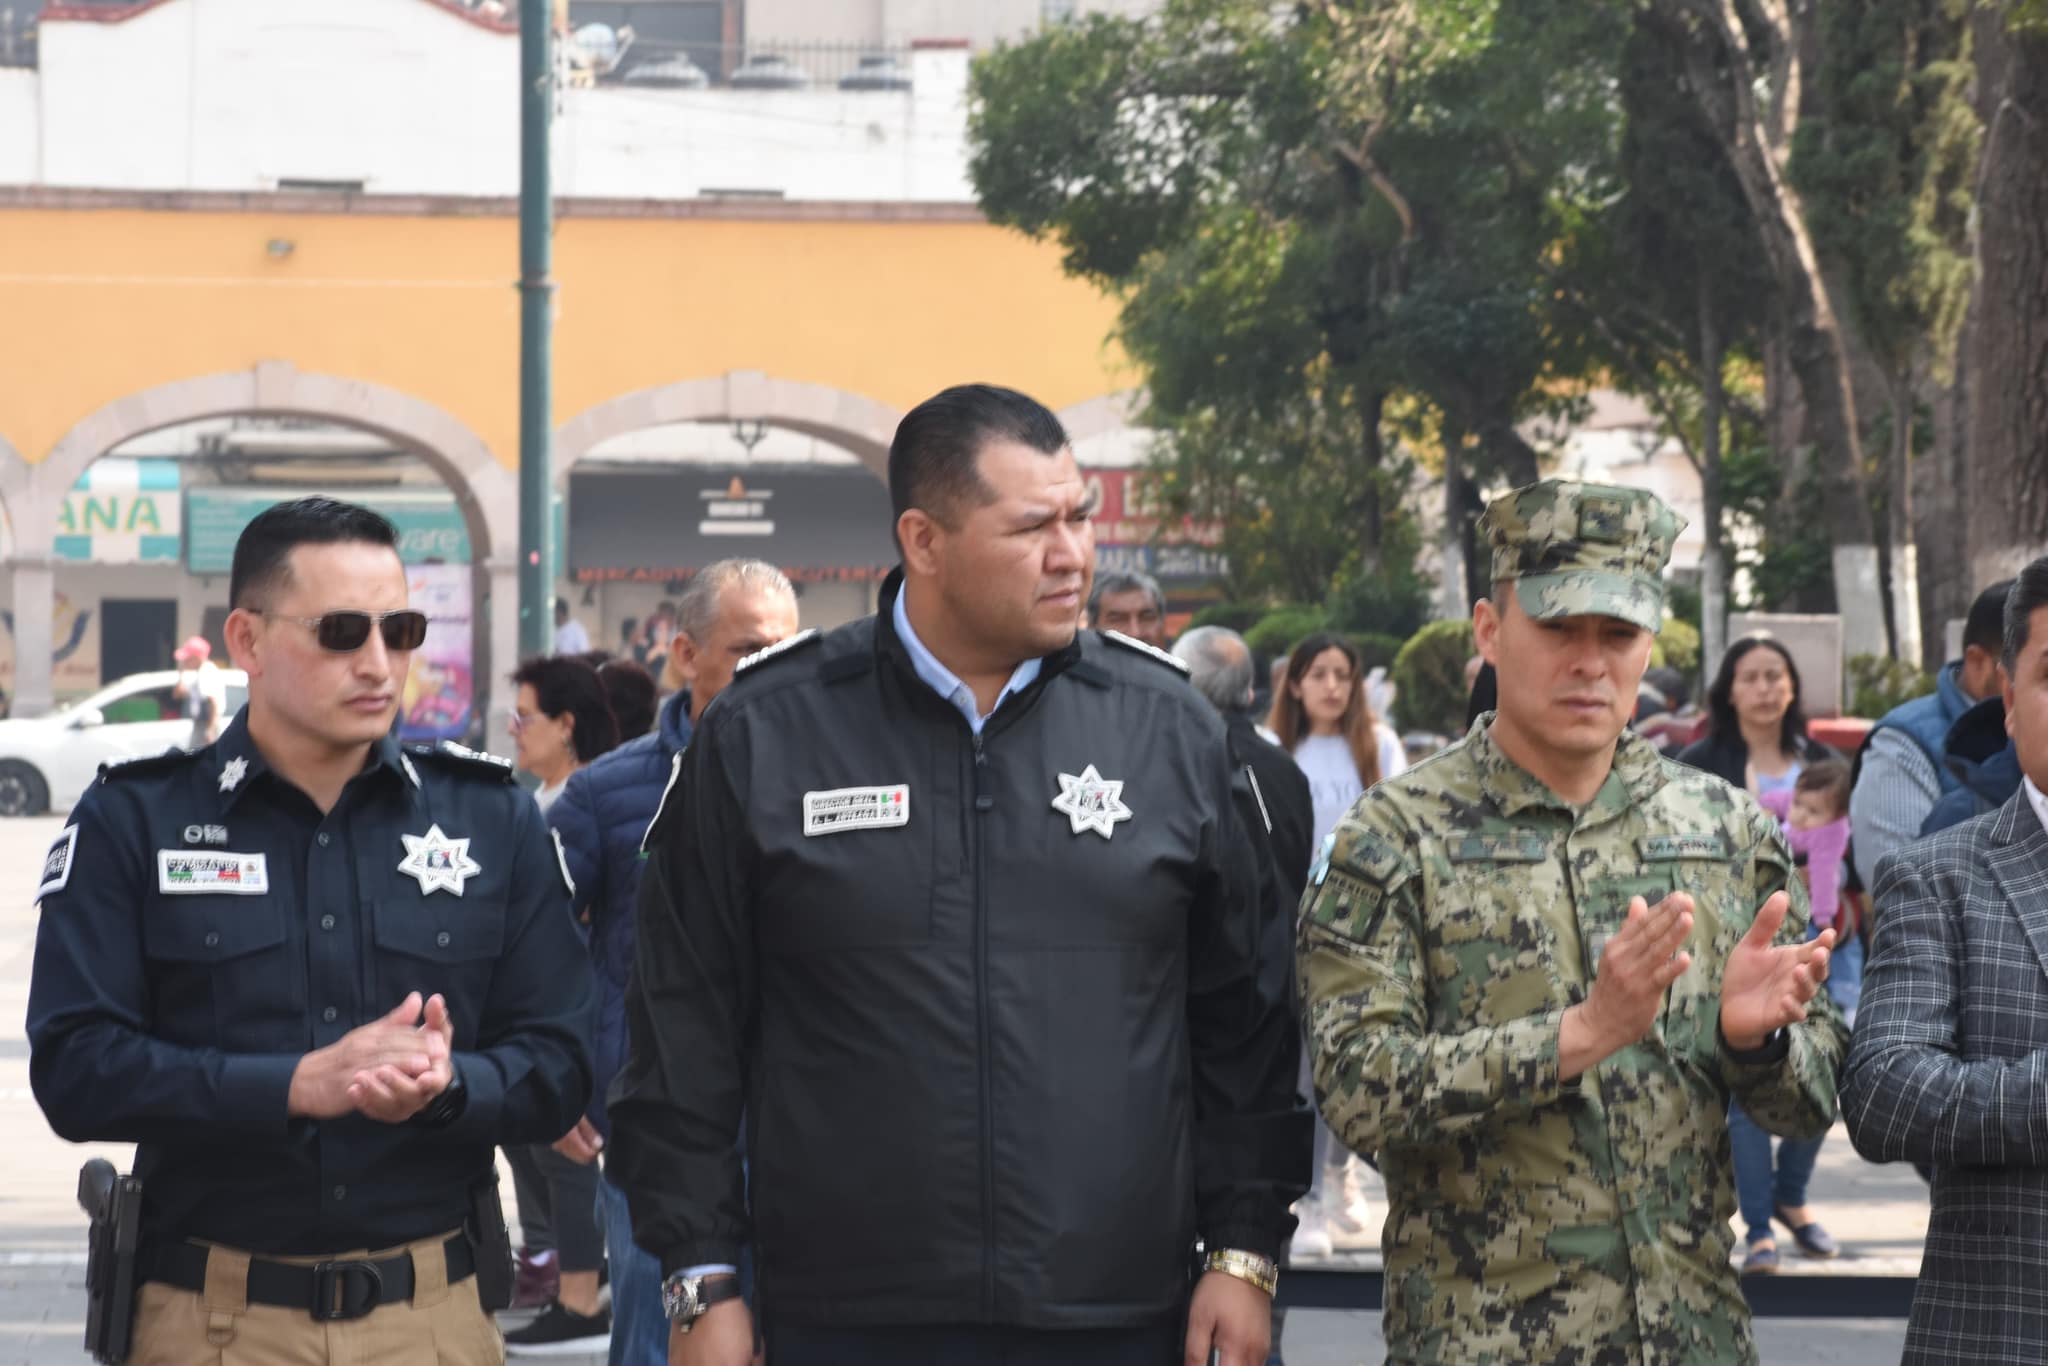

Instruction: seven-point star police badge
[1051,765,1133,840]
[218,756,249,794]
[397,824,483,896]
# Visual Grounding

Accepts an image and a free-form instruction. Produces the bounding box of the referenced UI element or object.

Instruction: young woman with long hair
[1266,631,1405,1260]
[1268,632,1406,846]
[1676,635,1843,1276]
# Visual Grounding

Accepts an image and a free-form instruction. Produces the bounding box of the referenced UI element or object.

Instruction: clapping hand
[1719,891,1832,1051]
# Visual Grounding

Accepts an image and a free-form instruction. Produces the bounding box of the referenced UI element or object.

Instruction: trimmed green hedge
[1391,619,1475,735]
[1244,606,1329,662]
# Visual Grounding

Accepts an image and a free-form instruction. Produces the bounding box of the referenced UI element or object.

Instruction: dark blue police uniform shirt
[26,709,594,1255]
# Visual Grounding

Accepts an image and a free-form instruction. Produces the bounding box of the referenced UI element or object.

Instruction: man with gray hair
[1176,625,1315,903]
[1089,569,1168,647]
[545,559,799,1364]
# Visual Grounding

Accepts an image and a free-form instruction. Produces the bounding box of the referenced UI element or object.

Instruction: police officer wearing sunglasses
[28,496,595,1365]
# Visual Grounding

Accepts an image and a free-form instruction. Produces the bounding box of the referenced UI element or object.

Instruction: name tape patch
[38,825,79,899]
[157,850,270,896]
[803,785,910,837]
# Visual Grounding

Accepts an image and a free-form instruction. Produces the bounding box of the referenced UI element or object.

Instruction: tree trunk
[1886,367,1924,667]
[1699,279,1729,681]
[1359,388,1388,574]
[1967,6,2048,586]
[1478,422,1541,488]
[1664,0,1886,654]
[1918,319,1972,665]
[1440,423,1470,621]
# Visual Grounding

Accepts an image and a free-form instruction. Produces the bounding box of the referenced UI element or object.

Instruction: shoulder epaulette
[735,629,821,677]
[99,746,201,782]
[407,740,517,782]
[1101,629,1189,674]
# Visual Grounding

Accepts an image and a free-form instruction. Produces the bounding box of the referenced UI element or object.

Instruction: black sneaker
[503,1300,612,1357]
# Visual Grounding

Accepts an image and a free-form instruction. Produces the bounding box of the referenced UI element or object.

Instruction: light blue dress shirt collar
[892,587,1042,735]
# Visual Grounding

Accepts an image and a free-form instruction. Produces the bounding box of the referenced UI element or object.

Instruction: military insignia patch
[1311,831,1337,887]
[397,824,483,897]
[1640,834,1729,860]
[218,756,250,794]
[1051,765,1133,840]
[802,785,910,836]
[1449,834,1549,863]
[38,824,78,899]
[1579,494,1628,542]
[156,850,270,896]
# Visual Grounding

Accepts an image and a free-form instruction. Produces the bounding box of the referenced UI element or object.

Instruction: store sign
[51,458,182,565]
[186,488,472,573]
[1085,469,1227,584]
[701,476,776,537]
[569,467,897,584]
[400,564,474,742]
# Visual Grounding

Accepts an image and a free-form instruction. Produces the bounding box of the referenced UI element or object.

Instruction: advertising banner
[400,563,474,742]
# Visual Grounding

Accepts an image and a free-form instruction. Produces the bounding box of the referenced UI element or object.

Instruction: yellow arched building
[0,187,1139,722]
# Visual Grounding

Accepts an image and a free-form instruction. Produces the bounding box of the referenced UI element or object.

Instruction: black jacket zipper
[971,726,995,1316]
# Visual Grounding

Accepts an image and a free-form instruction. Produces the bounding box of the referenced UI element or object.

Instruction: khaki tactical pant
[131,1231,504,1366]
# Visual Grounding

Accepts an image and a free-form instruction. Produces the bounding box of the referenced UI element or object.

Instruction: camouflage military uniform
[1297,479,1849,1365]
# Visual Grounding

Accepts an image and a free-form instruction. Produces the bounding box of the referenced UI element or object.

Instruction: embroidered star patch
[397,824,483,896]
[1051,764,1133,840]
[218,756,249,793]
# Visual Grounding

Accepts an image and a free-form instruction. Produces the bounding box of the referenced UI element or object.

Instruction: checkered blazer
[1842,790,2048,1365]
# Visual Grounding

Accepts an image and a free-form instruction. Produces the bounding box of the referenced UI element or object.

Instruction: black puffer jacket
[608,574,1309,1329]
[1674,728,1838,790]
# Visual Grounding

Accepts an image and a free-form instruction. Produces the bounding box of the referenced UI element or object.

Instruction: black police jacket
[26,712,595,1255]
[608,575,1310,1329]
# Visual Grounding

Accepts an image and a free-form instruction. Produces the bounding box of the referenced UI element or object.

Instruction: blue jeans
[596,1171,669,1366]
[1727,1099,1822,1244]
[1825,922,1863,1027]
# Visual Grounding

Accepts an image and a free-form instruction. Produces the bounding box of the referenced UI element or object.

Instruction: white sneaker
[1326,1155,1377,1250]
[1289,1203,1333,1261]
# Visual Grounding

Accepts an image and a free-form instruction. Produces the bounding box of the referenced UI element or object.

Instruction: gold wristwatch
[1203,1247,1279,1296]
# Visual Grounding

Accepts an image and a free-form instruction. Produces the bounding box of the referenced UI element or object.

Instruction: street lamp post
[517,0,554,663]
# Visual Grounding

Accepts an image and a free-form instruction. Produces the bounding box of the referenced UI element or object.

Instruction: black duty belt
[139,1234,474,1322]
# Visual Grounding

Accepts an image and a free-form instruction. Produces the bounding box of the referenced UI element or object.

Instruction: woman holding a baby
[1677,635,1857,1276]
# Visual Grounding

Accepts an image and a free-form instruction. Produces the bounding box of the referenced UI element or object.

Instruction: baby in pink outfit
[1757,758,1853,929]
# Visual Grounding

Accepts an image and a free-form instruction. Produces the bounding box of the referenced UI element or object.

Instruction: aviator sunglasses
[256,608,430,653]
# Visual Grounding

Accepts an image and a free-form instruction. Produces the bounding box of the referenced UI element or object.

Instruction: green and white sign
[185,488,472,572]
[52,458,182,564]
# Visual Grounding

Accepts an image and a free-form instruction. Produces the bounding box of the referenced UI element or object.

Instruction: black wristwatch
[662,1271,743,1331]
[410,1061,468,1129]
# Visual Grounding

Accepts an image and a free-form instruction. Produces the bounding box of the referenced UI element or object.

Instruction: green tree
[1965,1,2048,583]
[1636,0,1888,656]
[969,0,1627,610]
[1795,0,1979,667]
[1556,11,1773,676]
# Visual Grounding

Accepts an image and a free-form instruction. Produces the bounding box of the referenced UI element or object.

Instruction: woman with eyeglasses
[508,656,621,814]
[503,654,624,1353]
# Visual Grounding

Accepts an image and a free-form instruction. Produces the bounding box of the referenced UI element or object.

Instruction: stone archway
[12,363,518,735]
[554,370,903,486]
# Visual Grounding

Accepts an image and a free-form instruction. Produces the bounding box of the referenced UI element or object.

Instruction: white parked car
[0,668,248,816]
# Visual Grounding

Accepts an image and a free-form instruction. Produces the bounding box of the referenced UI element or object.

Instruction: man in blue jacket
[1920,694,2025,839]
[546,559,800,1366]
[1850,578,2012,885]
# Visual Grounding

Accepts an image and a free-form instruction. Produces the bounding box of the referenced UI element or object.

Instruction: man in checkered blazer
[1843,552,2048,1365]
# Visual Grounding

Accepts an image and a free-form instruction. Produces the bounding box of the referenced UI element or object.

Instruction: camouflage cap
[1482,478,1684,632]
